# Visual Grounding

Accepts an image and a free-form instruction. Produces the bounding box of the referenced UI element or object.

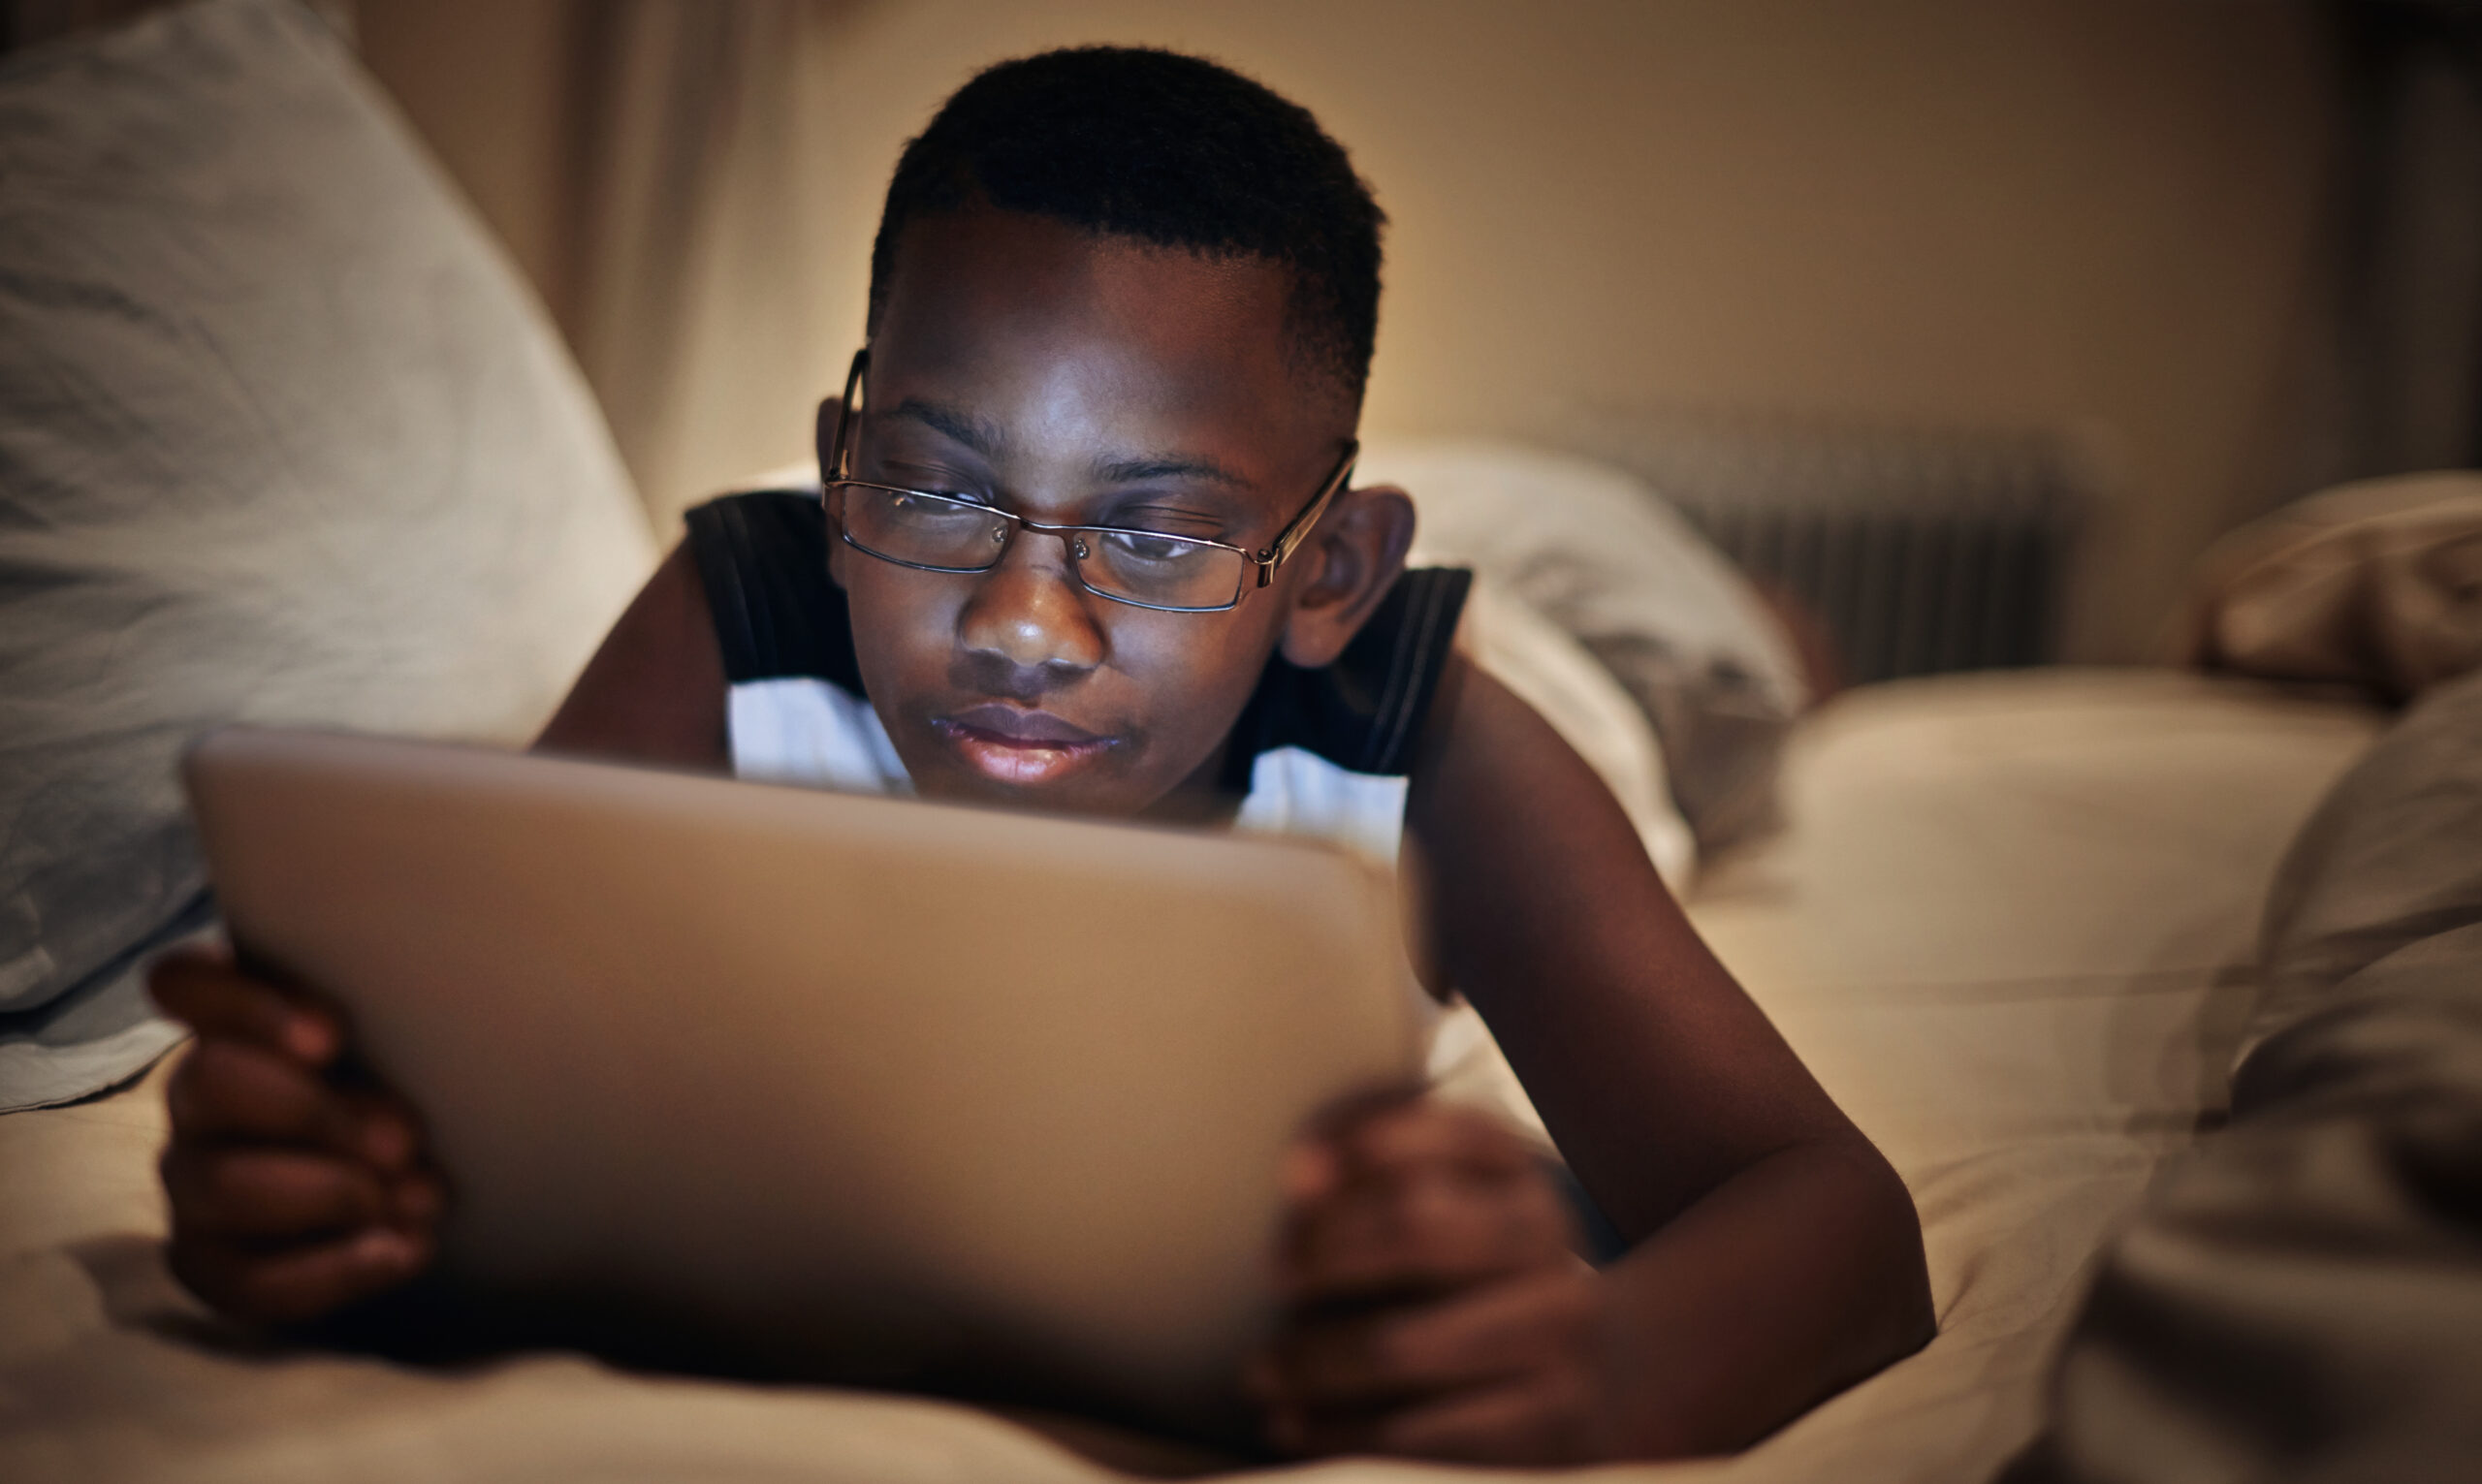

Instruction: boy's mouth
[933,705,1120,786]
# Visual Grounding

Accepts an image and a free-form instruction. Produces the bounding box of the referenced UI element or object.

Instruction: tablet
[183,726,1422,1434]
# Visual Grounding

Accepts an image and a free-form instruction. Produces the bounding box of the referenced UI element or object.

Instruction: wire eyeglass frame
[819,348,1357,614]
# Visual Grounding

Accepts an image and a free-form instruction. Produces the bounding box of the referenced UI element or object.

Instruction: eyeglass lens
[841,486,1247,611]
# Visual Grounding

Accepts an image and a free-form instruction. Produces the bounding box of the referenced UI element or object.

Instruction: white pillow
[1459,578,1697,890]
[0,0,656,1109]
[1366,437,1808,849]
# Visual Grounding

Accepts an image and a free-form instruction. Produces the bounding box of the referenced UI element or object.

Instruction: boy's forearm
[1594,1132,1933,1458]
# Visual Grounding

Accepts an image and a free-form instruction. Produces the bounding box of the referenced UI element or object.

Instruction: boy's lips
[933,705,1120,786]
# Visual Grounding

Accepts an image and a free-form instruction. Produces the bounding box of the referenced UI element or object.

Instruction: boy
[149,47,1932,1465]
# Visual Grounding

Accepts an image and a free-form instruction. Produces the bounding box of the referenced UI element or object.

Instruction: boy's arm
[535,542,730,768]
[1265,653,1933,1461]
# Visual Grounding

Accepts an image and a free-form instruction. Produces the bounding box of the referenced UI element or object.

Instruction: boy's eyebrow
[1091,453,1252,489]
[888,397,1009,460]
[888,395,1252,491]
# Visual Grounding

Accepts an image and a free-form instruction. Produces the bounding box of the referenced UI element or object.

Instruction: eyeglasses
[820,349,1357,614]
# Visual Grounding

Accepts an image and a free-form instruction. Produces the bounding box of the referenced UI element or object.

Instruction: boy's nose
[956,531,1106,682]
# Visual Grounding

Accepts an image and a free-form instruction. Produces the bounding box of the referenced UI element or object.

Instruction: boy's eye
[1098,528,1210,567]
[886,484,986,507]
[883,490,993,527]
[866,453,988,499]
[1102,501,1228,540]
[1075,526,1244,608]
[888,489,970,513]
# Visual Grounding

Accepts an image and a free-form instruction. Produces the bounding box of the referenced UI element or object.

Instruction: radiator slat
[1562,415,2086,686]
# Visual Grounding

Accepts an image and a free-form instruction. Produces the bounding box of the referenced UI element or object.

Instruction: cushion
[0,0,656,1110]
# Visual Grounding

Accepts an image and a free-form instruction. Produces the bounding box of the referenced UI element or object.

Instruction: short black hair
[868,47,1386,405]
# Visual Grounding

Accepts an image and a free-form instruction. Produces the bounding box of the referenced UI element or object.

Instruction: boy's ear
[1279,483,1417,669]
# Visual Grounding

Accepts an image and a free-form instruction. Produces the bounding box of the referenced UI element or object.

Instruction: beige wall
[361,0,2341,661]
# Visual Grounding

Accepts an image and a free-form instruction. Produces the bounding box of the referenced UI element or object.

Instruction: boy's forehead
[868,206,1352,477]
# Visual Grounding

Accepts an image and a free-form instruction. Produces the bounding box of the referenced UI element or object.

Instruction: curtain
[2330,1,2482,479]
[557,2,860,523]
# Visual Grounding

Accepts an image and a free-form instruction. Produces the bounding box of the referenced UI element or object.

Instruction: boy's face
[823,205,1407,818]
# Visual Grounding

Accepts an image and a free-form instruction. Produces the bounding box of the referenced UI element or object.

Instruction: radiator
[1565,414,2088,686]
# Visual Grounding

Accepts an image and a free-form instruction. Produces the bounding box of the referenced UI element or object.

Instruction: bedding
[2011,667,2482,1483]
[0,0,654,1111]
[2246,654,2482,1062]
[0,669,2381,1483]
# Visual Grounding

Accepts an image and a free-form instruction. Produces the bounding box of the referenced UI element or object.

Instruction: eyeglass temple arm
[826,348,869,484]
[1254,441,1360,587]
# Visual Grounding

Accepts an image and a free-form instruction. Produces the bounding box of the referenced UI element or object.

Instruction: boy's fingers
[1363,1373,1601,1466]
[1288,1099,1522,1222]
[168,1226,431,1327]
[1336,1102,1531,1182]
[170,1039,351,1148]
[1279,1138,1342,1206]
[389,1169,447,1228]
[1268,1359,1600,1464]
[1273,1307,1518,1410]
[160,1146,389,1238]
[166,1041,421,1170]
[1271,1267,1595,1408]
[149,949,338,1066]
[1284,1164,1572,1302]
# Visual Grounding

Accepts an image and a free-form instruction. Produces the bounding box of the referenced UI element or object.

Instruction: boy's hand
[1253,1099,1615,1465]
[150,944,442,1325]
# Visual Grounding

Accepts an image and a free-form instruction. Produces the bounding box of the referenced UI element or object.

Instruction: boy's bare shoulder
[534,543,730,771]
